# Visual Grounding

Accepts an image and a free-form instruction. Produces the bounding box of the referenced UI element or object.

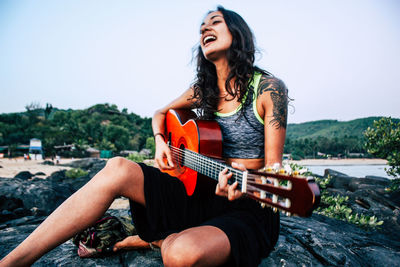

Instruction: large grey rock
[14,171,34,180]
[63,158,105,170]
[1,164,400,266]
[324,168,349,178]
[1,212,399,267]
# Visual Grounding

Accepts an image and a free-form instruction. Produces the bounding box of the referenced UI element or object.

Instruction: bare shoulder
[257,73,289,129]
[257,74,288,99]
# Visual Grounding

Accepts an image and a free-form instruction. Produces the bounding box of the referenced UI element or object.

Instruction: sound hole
[179,144,185,167]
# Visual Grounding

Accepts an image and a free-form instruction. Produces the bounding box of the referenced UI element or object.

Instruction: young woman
[1,6,288,267]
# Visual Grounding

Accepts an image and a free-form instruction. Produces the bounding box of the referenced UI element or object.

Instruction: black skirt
[129,163,280,267]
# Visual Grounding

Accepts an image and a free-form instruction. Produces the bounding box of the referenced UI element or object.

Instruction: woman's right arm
[152,88,195,170]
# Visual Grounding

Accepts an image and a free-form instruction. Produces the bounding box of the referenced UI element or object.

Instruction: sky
[0,0,399,123]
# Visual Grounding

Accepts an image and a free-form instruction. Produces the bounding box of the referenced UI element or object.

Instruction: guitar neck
[170,145,243,185]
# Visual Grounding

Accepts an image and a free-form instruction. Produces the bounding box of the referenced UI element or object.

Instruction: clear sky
[1,0,399,123]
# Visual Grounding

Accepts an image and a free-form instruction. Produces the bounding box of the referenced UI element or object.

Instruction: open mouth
[203,35,217,46]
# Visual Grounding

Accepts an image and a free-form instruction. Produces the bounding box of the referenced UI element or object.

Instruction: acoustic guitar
[162,109,320,217]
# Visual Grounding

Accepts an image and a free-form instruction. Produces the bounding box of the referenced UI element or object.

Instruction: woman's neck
[214,58,231,94]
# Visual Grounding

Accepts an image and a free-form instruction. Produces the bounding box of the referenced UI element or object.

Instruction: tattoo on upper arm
[258,76,288,129]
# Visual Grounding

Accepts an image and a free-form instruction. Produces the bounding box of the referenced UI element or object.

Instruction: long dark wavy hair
[191,6,268,119]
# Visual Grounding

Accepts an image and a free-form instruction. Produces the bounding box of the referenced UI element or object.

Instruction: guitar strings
[168,146,263,191]
[169,146,243,181]
[169,145,260,184]
[169,146,285,200]
[169,146,240,177]
[167,144,300,213]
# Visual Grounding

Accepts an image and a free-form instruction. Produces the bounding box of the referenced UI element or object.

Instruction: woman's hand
[154,136,174,170]
[215,162,245,201]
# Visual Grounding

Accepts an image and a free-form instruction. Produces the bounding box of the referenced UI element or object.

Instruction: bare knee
[94,157,143,198]
[105,156,136,170]
[103,156,141,179]
[162,235,204,267]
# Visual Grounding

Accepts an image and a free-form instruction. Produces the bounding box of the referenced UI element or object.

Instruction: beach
[0,158,74,178]
[0,157,388,179]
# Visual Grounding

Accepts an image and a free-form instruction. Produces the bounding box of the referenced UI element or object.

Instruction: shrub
[126,153,146,163]
[289,164,384,229]
[66,168,88,179]
[364,117,400,178]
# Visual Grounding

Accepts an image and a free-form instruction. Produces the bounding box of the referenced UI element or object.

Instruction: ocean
[304,164,392,179]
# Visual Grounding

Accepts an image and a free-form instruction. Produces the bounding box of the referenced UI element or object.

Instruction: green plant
[364,117,400,178]
[315,175,332,190]
[66,168,88,179]
[289,163,385,229]
[386,179,400,192]
[316,192,384,229]
[126,153,146,163]
[346,214,384,228]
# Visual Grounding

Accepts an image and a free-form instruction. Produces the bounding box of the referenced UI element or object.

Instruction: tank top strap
[250,72,264,125]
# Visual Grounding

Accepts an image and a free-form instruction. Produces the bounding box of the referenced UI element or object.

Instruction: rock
[0,165,3,168]
[328,176,354,190]
[34,172,46,176]
[365,175,390,181]
[63,158,105,170]
[87,160,106,178]
[349,177,390,191]
[262,215,400,266]
[48,170,67,182]
[0,177,76,216]
[390,190,400,206]
[42,160,54,166]
[324,168,349,178]
[14,171,33,180]
[0,196,24,211]
[1,211,399,266]
[1,163,400,266]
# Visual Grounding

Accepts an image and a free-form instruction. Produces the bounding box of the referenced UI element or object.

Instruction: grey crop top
[214,72,265,159]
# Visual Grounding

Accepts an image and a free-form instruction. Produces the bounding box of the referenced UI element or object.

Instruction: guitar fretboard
[170,145,243,186]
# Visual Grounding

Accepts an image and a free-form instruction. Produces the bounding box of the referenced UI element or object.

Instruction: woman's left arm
[258,76,289,167]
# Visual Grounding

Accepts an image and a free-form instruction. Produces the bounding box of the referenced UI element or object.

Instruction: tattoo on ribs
[258,76,288,129]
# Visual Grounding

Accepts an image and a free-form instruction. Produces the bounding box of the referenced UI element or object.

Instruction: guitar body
[162,109,320,217]
[163,109,223,196]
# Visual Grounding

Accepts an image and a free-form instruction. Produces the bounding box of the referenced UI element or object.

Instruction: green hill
[0,103,152,158]
[1,103,397,160]
[285,117,400,159]
[286,117,399,140]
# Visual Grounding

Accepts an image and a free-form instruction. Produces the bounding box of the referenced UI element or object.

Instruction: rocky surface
[1,159,400,266]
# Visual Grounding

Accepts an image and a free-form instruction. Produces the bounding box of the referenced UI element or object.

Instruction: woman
[1,6,288,267]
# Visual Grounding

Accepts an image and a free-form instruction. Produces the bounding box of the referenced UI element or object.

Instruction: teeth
[203,35,216,44]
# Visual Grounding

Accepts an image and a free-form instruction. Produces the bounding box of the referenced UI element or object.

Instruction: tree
[145,137,155,156]
[44,103,53,120]
[364,117,400,177]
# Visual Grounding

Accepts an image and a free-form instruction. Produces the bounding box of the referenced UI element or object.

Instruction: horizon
[1,0,399,123]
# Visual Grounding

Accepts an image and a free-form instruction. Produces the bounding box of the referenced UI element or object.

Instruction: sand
[0,158,74,178]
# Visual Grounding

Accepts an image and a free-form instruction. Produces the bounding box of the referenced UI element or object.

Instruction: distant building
[348,152,365,158]
[29,138,43,160]
[86,147,100,158]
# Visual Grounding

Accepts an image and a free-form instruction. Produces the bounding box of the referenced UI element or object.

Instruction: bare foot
[113,235,150,251]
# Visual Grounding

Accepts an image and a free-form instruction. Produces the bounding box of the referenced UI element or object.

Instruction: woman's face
[200,11,233,61]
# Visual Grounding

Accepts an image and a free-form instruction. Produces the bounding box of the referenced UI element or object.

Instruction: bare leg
[161,226,231,267]
[0,157,145,267]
